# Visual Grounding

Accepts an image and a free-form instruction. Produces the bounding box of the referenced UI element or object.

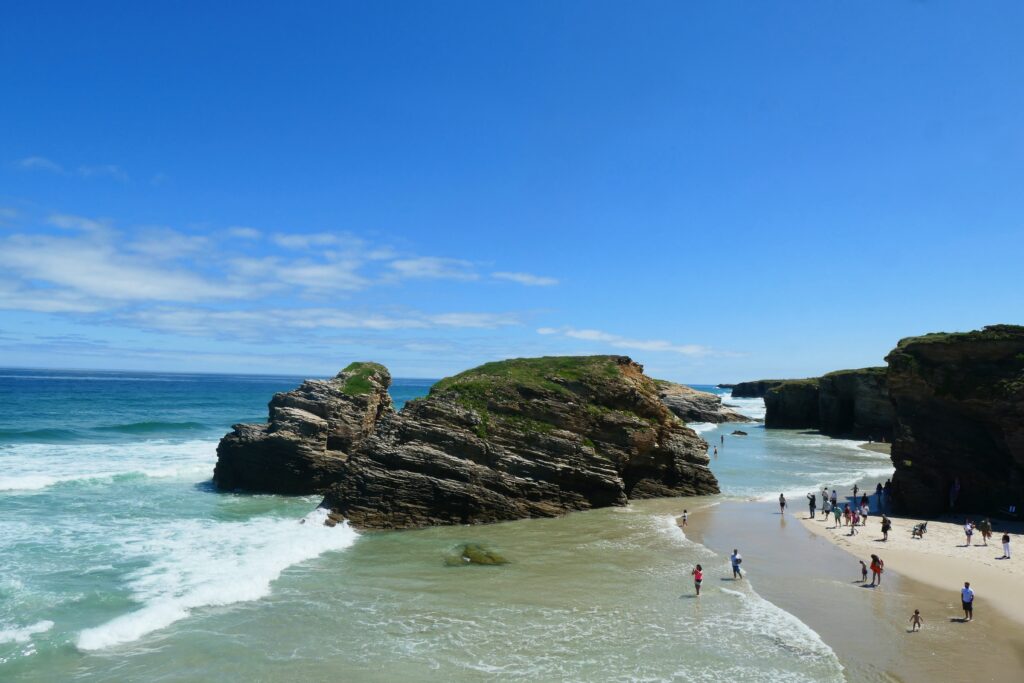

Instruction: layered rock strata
[216,356,719,528]
[886,325,1024,516]
[763,379,821,429]
[655,380,751,423]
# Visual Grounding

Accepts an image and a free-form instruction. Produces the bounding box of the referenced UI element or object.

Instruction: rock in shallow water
[445,543,508,566]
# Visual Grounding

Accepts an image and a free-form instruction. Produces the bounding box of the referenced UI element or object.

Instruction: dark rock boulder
[818,368,894,440]
[763,379,821,429]
[886,325,1024,516]
[655,380,752,423]
[213,362,393,494]
[730,380,786,398]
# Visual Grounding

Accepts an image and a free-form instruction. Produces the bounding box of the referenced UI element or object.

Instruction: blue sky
[1,2,1022,382]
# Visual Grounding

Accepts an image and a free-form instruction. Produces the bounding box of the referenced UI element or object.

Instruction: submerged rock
[654,380,752,424]
[886,325,1024,516]
[445,543,508,566]
[215,355,719,529]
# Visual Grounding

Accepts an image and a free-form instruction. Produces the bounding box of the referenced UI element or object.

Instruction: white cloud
[492,271,559,286]
[226,226,262,240]
[16,156,64,173]
[48,213,109,233]
[272,232,360,250]
[0,207,18,226]
[78,164,129,182]
[537,326,712,356]
[388,257,478,281]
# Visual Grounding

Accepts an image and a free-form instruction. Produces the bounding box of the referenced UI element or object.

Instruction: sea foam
[76,508,357,651]
[0,619,54,644]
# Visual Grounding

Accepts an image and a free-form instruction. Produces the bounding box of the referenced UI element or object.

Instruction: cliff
[730,380,785,398]
[763,379,821,429]
[215,356,719,528]
[817,368,894,440]
[886,325,1024,516]
[654,380,752,424]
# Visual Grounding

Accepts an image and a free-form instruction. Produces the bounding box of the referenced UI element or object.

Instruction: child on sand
[692,564,703,595]
[860,560,868,583]
[850,509,859,535]
[964,519,974,546]
[909,609,923,632]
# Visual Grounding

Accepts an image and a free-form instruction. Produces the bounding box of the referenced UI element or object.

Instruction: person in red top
[692,564,703,595]
[869,554,884,587]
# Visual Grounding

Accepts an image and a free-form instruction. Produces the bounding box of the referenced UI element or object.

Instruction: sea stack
[886,325,1024,515]
[215,355,719,528]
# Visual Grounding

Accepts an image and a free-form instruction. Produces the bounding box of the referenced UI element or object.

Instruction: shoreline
[682,498,1024,682]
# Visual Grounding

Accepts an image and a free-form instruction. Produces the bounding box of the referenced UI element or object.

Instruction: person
[830,489,838,508]
[721,435,724,446]
[832,502,842,528]
[852,484,859,502]
[692,564,703,596]
[869,554,884,586]
[977,518,992,546]
[680,509,688,527]
[881,515,892,542]
[883,479,892,511]
[821,487,829,506]
[961,582,974,621]
[875,482,884,508]
[822,497,832,520]
[1001,532,1012,559]
[779,493,786,515]
[730,549,742,579]
[860,493,870,511]
[807,493,816,519]
[713,446,718,458]
[964,519,974,546]
[850,508,859,535]
[859,560,868,583]
[843,504,851,527]
[909,609,923,632]
[861,502,870,526]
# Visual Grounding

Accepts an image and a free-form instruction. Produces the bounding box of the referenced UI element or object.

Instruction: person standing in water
[720,435,724,446]
[692,564,703,596]
[909,609,923,632]
[730,549,742,579]
[713,446,718,458]
[680,509,688,527]
[961,582,974,621]
[779,494,787,514]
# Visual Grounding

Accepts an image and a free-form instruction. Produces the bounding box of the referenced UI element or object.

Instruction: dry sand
[683,499,1024,683]
[799,509,1024,626]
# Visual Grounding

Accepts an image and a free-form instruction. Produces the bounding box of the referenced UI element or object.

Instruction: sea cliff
[215,356,719,528]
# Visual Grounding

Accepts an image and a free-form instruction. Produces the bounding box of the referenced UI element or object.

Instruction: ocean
[0,370,893,681]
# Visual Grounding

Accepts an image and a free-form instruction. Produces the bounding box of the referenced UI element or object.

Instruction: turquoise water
[0,371,889,681]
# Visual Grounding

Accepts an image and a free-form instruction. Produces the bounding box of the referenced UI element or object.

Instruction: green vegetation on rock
[444,543,508,566]
[339,361,387,395]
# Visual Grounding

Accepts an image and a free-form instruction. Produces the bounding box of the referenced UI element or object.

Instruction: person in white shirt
[730,550,742,579]
[961,582,974,622]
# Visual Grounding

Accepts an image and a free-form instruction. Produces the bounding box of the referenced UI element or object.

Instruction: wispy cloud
[48,213,110,233]
[15,156,64,173]
[537,326,713,356]
[388,257,478,281]
[78,164,129,182]
[492,271,559,286]
[226,226,262,240]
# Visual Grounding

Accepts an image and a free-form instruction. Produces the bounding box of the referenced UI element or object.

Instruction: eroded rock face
[730,380,785,398]
[764,379,820,429]
[655,381,752,424]
[214,355,720,528]
[886,326,1024,516]
[213,362,394,494]
[818,368,894,439]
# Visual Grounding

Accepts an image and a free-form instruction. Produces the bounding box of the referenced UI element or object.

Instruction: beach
[686,498,1024,682]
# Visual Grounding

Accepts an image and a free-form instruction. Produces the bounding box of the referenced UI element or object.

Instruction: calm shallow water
[0,371,886,681]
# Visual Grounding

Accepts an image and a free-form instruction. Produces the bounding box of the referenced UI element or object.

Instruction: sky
[1,2,1022,382]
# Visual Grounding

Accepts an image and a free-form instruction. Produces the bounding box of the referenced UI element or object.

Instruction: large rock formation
[886,326,1024,516]
[214,362,394,494]
[655,380,752,423]
[730,380,785,398]
[818,368,894,440]
[763,379,821,429]
[216,356,719,528]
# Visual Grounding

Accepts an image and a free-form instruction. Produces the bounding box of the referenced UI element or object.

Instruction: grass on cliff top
[894,325,1024,350]
[339,361,387,395]
[770,377,820,389]
[430,356,625,404]
[822,366,886,378]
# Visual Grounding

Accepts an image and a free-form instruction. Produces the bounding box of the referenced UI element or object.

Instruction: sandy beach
[683,498,1024,683]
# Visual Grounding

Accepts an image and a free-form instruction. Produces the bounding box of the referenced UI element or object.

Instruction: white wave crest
[0,619,54,644]
[76,508,358,651]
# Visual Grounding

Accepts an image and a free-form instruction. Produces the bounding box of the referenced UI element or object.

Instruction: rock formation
[886,325,1024,516]
[818,368,893,440]
[730,380,785,398]
[215,356,719,528]
[655,380,752,424]
[763,379,821,429]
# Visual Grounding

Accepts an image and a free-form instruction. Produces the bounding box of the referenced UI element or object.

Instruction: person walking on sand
[909,609,923,632]
[832,502,842,528]
[881,515,891,542]
[692,564,703,596]
[807,493,816,519]
[830,489,838,508]
[963,519,975,546]
[822,497,832,521]
[730,549,742,579]
[859,560,868,583]
[977,518,992,546]
[850,508,859,535]
[843,504,851,527]
[779,493,787,515]
[1001,532,1011,559]
[961,582,974,621]
[869,554,884,586]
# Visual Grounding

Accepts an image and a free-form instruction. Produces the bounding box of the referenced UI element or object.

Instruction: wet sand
[684,500,1024,683]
